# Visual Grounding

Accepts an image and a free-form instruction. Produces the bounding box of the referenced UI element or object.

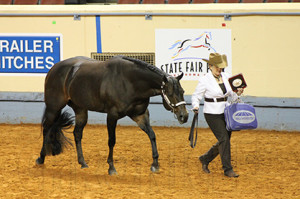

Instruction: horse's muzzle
[177,109,189,124]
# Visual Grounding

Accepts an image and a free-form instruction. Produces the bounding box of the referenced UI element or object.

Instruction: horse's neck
[148,74,163,96]
[135,71,163,97]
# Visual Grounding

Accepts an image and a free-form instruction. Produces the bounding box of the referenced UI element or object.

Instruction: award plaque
[228,73,247,92]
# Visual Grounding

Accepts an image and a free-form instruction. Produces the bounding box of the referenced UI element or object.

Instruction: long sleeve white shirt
[191,71,238,114]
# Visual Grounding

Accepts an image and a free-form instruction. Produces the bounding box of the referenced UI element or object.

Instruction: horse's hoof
[150,165,159,173]
[81,164,89,169]
[36,157,44,165]
[108,169,118,176]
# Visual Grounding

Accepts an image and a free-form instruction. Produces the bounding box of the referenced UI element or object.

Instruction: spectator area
[0,0,299,4]
[0,0,85,4]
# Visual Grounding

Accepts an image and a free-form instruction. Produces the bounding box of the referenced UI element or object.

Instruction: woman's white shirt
[191,71,238,114]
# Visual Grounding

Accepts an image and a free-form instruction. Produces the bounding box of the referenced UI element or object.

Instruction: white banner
[155,29,232,80]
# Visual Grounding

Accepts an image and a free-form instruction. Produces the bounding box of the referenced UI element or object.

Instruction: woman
[191,53,243,178]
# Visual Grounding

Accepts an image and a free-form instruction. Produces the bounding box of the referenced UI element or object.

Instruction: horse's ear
[163,75,168,83]
[176,72,184,81]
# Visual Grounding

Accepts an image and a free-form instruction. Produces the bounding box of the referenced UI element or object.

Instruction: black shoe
[224,170,239,178]
[199,156,210,174]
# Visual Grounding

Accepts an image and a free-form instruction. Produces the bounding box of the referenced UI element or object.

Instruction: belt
[205,97,228,102]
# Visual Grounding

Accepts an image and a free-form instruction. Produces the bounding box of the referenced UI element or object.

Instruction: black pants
[202,113,232,172]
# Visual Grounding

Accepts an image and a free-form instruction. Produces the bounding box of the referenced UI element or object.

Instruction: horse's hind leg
[69,103,88,168]
[130,109,159,173]
[36,106,62,165]
[107,114,118,175]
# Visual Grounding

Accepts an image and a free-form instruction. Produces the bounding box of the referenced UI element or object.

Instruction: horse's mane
[118,56,167,77]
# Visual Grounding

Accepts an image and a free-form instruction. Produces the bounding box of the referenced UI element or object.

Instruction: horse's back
[44,56,101,106]
[44,55,149,115]
[66,56,137,112]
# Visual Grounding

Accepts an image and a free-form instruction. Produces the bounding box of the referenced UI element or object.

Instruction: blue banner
[0,35,62,74]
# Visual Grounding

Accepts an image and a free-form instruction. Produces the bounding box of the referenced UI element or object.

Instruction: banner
[0,34,62,74]
[155,29,232,80]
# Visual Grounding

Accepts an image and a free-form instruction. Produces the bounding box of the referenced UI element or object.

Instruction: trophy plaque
[228,73,247,92]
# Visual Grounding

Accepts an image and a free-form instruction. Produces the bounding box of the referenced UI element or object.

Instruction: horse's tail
[42,111,74,156]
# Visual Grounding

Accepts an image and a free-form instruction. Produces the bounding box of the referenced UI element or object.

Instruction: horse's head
[161,73,189,124]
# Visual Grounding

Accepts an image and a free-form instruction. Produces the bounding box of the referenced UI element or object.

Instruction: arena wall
[0,3,300,131]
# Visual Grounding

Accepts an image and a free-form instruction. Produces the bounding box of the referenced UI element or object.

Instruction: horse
[35,55,189,175]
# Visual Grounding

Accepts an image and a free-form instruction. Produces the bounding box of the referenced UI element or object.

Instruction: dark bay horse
[35,56,189,175]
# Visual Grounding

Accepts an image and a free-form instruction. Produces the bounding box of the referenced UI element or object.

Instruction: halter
[161,81,187,112]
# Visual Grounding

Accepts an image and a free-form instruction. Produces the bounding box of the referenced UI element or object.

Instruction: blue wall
[0,92,300,131]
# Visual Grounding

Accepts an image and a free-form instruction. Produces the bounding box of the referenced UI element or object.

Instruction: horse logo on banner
[168,32,216,61]
[155,29,232,80]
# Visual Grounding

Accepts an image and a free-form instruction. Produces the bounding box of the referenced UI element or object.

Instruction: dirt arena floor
[0,124,299,199]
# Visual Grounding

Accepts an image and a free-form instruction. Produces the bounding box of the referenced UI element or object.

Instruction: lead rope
[188,112,198,148]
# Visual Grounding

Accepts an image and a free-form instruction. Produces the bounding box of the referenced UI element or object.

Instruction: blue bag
[224,102,258,131]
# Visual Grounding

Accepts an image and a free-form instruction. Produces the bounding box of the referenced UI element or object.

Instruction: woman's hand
[192,107,199,114]
[236,88,244,96]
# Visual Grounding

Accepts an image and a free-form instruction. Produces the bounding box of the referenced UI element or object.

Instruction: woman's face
[210,65,222,77]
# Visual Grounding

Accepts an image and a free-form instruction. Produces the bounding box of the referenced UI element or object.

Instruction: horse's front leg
[107,115,118,175]
[131,109,159,173]
[148,129,159,173]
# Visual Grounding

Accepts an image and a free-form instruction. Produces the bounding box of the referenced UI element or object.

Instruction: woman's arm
[191,78,206,112]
